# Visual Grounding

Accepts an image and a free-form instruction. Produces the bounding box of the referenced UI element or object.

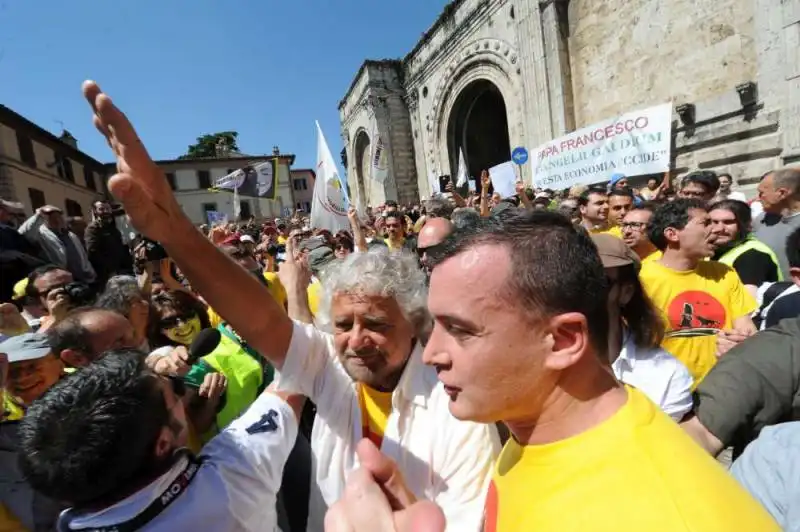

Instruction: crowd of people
[0,81,799,531]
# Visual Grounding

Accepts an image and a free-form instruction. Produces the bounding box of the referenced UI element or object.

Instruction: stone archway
[353,130,371,207]
[446,79,511,186]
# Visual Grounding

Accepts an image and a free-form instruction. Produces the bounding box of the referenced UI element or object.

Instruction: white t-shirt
[612,331,694,421]
[62,393,298,531]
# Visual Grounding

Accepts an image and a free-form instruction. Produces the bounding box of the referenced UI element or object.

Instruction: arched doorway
[446,80,510,188]
[354,131,371,207]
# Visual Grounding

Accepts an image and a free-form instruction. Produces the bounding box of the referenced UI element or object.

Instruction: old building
[339,0,799,205]
[290,168,316,213]
[154,152,296,225]
[0,104,109,218]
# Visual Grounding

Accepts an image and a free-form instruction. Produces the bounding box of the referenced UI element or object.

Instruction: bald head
[418,217,453,250]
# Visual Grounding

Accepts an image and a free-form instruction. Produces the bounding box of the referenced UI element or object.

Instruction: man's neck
[505,362,627,446]
[658,248,699,271]
[782,200,800,218]
[581,219,606,231]
[633,241,658,259]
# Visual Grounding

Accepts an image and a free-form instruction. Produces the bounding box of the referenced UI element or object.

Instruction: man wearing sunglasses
[17,350,303,531]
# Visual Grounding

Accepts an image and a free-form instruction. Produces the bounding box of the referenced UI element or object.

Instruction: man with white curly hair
[79,81,498,532]
[278,246,499,531]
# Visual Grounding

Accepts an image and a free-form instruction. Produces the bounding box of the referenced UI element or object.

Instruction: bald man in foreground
[417,217,453,275]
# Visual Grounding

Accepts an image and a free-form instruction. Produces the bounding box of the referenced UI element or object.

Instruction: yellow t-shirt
[641,248,662,263]
[639,260,757,383]
[483,387,779,532]
[604,225,623,239]
[0,504,26,532]
[263,272,288,310]
[383,237,406,251]
[307,279,322,317]
[358,384,393,448]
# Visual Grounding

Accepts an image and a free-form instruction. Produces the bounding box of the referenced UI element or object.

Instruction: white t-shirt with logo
[63,393,297,531]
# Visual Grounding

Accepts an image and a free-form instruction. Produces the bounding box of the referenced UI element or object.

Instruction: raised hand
[82,81,192,245]
[480,170,491,190]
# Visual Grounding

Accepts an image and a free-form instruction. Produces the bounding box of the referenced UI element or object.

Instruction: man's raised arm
[81,80,293,369]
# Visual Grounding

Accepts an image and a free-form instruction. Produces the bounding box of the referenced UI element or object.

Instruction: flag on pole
[233,186,241,221]
[455,148,468,187]
[214,160,278,199]
[312,121,350,232]
[371,135,388,183]
[428,169,439,198]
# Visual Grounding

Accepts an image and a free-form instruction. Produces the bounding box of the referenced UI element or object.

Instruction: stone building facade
[339,0,799,206]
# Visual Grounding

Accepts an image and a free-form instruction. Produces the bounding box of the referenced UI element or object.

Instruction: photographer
[24,265,95,332]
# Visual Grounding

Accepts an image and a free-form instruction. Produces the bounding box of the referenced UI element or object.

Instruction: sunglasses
[160,314,196,329]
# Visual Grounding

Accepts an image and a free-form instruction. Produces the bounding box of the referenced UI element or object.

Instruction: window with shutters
[197,170,212,189]
[165,172,177,190]
[16,131,36,167]
[165,172,177,191]
[55,154,75,182]
[65,199,83,217]
[83,166,97,191]
[28,188,45,209]
[239,200,252,219]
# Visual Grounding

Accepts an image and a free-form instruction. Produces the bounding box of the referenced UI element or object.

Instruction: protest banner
[531,103,672,189]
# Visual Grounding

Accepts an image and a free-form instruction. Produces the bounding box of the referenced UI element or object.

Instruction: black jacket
[84,221,132,287]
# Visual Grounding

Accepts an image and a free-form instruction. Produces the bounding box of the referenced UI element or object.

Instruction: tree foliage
[179,131,240,159]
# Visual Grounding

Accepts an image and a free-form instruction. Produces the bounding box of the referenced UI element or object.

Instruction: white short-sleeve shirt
[63,393,298,531]
[612,332,694,421]
[276,321,500,532]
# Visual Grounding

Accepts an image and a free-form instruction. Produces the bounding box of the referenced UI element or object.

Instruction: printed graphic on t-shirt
[483,480,499,532]
[665,290,726,338]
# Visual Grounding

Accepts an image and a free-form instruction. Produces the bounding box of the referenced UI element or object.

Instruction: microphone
[186,328,221,365]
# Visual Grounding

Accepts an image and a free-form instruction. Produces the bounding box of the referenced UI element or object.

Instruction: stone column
[541,0,575,136]
[514,1,554,147]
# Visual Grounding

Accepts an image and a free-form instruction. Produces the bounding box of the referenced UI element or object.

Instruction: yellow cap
[12,278,28,300]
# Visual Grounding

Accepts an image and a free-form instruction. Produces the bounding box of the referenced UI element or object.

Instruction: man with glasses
[621,203,661,263]
[677,171,720,203]
[17,350,303,531]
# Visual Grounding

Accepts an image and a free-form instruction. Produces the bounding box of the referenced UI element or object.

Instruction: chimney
[59,130,78,149]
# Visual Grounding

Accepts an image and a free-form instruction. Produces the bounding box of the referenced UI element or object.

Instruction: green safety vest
[201,333,263,436]
[718,237,784,282]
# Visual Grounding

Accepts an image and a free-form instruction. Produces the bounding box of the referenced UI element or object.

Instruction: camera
[141,238,168,262]
[57,282,96,307]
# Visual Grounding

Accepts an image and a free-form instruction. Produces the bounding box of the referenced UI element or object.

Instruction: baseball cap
[610,173,627,187]
[591,234,640,270]
[307,246,335,275]
[0,332,52,363]
[239,234,255,244]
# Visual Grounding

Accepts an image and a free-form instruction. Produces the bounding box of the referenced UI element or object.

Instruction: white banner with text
[531,103,672,189]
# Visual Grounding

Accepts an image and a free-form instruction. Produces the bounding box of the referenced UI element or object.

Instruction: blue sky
[0,0,448,172]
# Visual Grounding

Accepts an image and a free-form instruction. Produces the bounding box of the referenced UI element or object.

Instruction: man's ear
[60,348,90,369]
[543,312,591,371]
[663,226,680,245]
[791,267,800,287]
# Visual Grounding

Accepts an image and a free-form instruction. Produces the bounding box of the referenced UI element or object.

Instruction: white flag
[233,186,241,220]
[312,121,350,232]
[371,135,389,183]
[428,169,439,198]
[456,148,468,187]
[214,168,246,190]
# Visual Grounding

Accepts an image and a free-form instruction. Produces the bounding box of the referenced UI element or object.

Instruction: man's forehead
[624,210,651,222]
[37,270,71,285]
[332,292,398,314]
[610,196,633,205]
[429,245,510,299]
